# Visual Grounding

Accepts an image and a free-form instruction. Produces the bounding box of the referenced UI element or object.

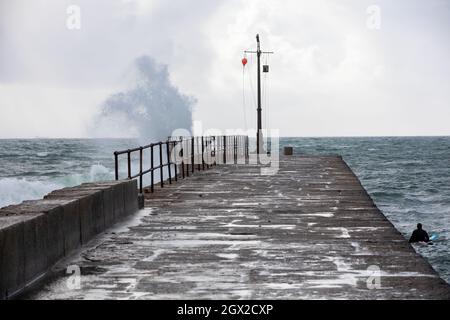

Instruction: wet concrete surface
[26,156,450,299]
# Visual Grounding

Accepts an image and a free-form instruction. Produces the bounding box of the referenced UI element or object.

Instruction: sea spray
[0,163,115,208]
[90,55,194,142]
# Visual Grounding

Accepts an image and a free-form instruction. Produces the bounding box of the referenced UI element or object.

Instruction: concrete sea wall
[0,180,138,299]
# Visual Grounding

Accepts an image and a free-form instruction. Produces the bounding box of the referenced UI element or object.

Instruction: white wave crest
[0,164,114,208]
[0,177,61,209]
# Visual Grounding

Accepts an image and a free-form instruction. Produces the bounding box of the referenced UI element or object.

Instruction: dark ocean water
[0,137,449,283]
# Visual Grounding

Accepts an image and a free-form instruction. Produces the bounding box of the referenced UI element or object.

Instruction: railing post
[208,137,211,168]
[216,136,220,165]
[237,136,239,160]
[229,136,231,162]
[201,136,205,170]
[204,136,207,169]
[197,137,201,171]
[244,136,246,161]
[173,141,178,182]
[216,136,220,164]
[114,152,119,180]
[166,141,172,184]
[151,145,154,193]
[236,136,238,163]
[159,143,164,188]
[245,136,247,158]
[206,137,209,169]
[223,135,227,164]
[191,137,195,174]
[233,136,237,164]
[213,136,216,166]
[227,136,229,163]
[181,137,186,178]
[139,147,143,194]
[127,150,131,179]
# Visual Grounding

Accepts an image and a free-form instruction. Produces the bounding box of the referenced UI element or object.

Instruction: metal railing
[114,135,249,193]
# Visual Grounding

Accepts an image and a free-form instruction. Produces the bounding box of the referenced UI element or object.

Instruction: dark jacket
[409,229,429,243]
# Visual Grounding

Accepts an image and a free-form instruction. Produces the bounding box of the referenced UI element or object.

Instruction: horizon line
[1,134,450,140]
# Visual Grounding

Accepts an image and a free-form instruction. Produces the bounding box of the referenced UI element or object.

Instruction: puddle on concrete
[143,249,165,262]
[108,208,154,233]
[326,227,351,238]
[302,213,334,218]
[223,219,296,230]
[216,253,239,260]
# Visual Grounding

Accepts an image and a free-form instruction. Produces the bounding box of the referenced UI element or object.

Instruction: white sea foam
[0,164,115,208]
[0,177,61,208]
[36,152,49,157]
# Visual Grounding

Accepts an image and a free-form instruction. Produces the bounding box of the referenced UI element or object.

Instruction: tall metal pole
[256,34,262,155]
[244,35,273,157]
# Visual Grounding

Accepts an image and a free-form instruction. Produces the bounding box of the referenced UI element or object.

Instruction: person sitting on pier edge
[409,223,430,243]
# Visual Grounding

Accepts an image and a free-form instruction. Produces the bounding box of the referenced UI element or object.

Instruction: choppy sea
[0,137,449,283]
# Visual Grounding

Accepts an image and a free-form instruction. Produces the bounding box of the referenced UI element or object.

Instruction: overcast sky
[1,0,449,138]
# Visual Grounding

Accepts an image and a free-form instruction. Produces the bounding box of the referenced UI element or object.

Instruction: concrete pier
[25,156,450,299]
